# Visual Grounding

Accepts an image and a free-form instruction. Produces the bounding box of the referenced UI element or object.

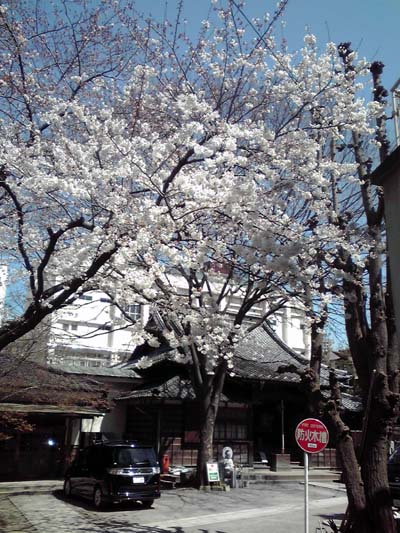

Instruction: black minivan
[389,445,400,500]
[64,441,160,508]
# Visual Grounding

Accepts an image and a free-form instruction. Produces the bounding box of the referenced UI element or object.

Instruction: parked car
[64,440,160,508]
[388,445,400,500]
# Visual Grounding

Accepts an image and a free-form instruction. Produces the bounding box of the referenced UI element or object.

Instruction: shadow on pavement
[52,490,228,533]
[84,526,226,533]
[65,519,183,533]
[318,512,346,521]
[53,489,158,513]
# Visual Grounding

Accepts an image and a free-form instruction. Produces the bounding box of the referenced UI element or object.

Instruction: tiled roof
[118,372,361,411]
[0,402,105,416]
[117,375,229,402]
[50,362,139,379]
[0,355,111,411]
[231,324,308,383]
[123,323,360,410]
[336,392,361,411]
[126,323,309,383]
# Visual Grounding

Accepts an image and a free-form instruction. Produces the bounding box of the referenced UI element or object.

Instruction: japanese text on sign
[295,418,329,454]
[296,428,328,444]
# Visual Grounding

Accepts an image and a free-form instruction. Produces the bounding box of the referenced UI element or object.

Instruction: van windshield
[113,447,157,467]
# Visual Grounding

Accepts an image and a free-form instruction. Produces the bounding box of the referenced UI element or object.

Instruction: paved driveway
[0,483,347,533]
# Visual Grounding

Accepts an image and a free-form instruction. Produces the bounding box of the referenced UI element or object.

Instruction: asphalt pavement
[0,479,347,533]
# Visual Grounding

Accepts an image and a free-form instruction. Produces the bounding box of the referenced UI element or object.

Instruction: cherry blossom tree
[113,13,398,530]
[0,0,216,352]
[0,0,130,350]
[301,50,398,532]
[275,41,398,531]
[92,4,378,491]
[1,3,396,529]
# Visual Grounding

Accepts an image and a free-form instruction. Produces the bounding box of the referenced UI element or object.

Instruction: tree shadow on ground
[52,490,228,533]
[318,512,346,521]
[84,526,227,533]
[53,489,157,513]
[317,511,346,531]
[65,520,183,533]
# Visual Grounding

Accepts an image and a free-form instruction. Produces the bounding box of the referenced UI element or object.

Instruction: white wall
[371,148,400,343]
[268,307,310,358]
[381,170,400,338]
[99,402,127,434]
[48,290,149,366]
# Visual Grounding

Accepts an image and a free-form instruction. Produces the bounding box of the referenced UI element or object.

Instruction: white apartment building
[268,305,310,356]
[47,283,311,369]
[47,291,150,369]
[220,294,310,357]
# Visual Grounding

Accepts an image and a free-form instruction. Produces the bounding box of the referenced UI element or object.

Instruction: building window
[214,421,248,441]
[79,295,93,301]
[125,304,141,322]
[61,323,78,332]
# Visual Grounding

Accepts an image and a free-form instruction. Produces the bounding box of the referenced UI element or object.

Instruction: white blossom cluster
[0,2,381,369]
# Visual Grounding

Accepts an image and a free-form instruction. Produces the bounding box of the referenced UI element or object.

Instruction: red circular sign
[295,418,329,454]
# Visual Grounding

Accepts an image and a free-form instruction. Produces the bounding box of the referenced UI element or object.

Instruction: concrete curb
[0,477,345,496]
[306,481,346,492]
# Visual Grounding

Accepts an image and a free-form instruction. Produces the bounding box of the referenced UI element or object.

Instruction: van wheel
[64,479,72,498]
[93,487,103,509]
[142,499,154,508]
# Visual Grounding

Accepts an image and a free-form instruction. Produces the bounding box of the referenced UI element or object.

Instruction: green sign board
[206,462,220,482]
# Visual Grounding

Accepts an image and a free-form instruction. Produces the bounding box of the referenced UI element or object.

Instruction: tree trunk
[361,427,395,532]
[342,287,397,531]
[334,421,371,532]
[325,45,397,532]
[196,401,219,487]
[360,374,397,533]
[324,369,371,531]
[310,319,325,379]
[193,361,227,487]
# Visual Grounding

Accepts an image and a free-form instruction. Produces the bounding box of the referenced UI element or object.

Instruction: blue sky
[134,0,399,100]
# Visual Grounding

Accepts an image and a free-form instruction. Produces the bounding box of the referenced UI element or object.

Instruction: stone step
[160,473,179,489]
[240,468,341,484]
[161,473,179,482]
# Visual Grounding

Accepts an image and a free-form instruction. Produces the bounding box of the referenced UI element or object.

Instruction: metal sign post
[304,451,309,533]
[281,399,285,453]
[295,418,329,533]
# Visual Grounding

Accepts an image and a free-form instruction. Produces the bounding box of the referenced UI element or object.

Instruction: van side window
[77,448,88,468]
[391,448,400,464]
[87,446,104,472]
